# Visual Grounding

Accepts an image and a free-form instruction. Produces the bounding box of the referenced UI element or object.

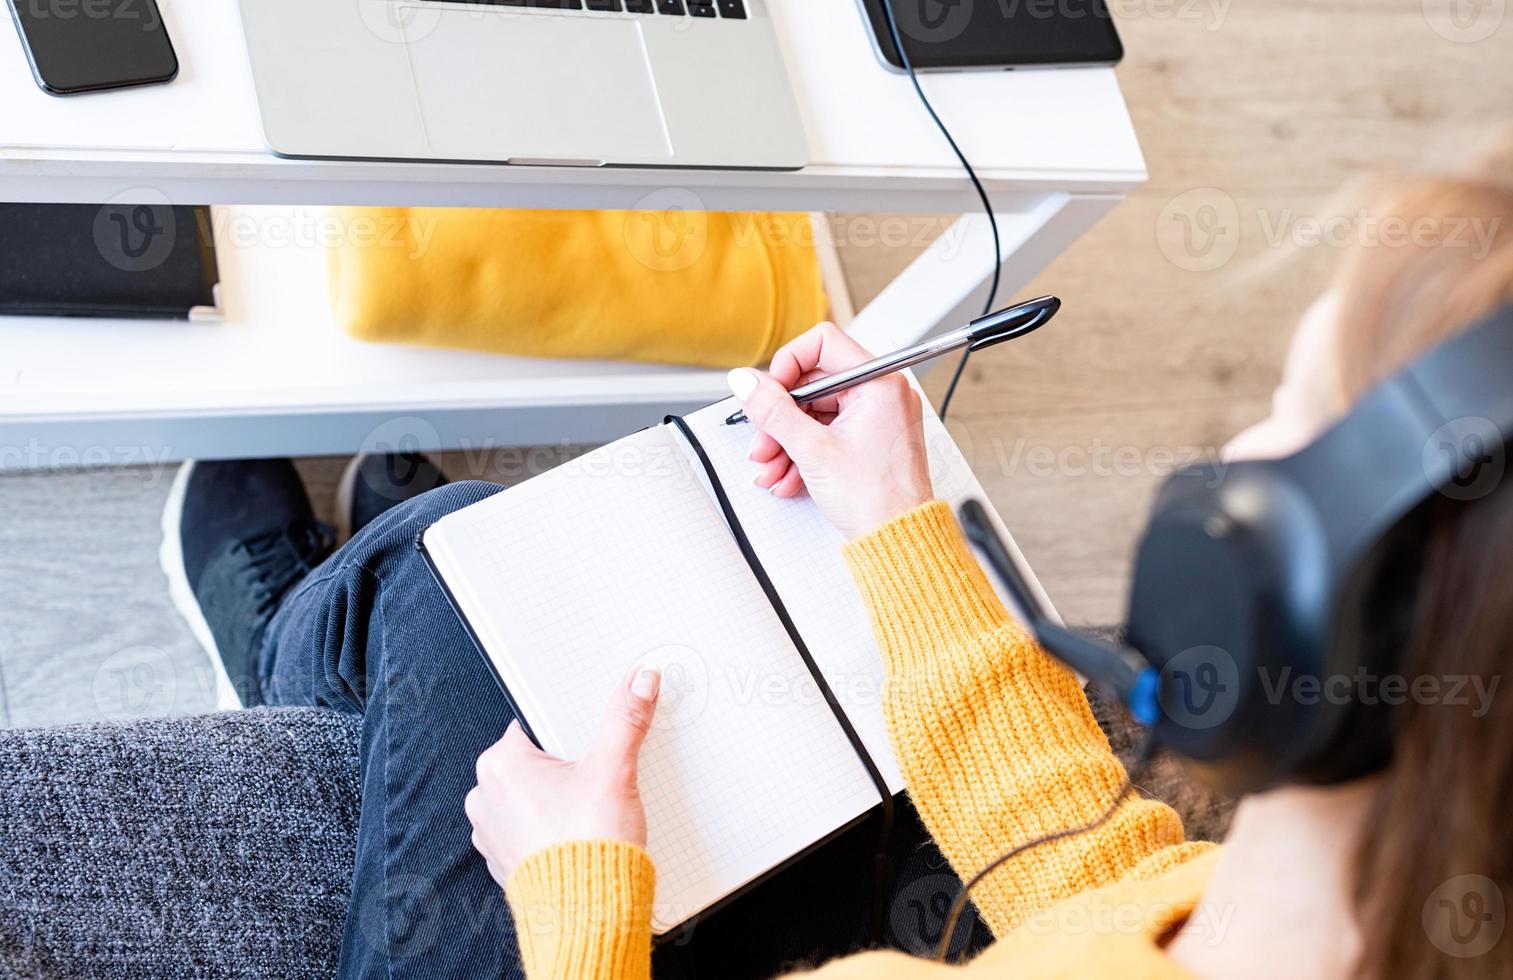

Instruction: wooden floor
[1,0,1509,724]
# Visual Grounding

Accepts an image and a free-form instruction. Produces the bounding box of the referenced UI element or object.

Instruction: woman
[463,140,1513,978]
[164,139,1511,977]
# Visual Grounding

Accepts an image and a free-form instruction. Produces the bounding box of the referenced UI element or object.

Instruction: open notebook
[419,393,1051,934]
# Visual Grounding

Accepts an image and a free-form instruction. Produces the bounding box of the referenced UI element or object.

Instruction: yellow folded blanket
[328,208,828,369]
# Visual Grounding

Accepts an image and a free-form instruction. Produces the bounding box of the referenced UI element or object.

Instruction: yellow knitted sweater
[505,501,1219,976]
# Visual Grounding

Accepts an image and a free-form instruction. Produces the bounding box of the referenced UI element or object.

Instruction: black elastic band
[666,414,897,943]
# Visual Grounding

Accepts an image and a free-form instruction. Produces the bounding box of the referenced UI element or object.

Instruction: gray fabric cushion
[0,708,361,980]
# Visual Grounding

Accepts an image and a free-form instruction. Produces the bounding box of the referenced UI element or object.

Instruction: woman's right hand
[726,322,934,540]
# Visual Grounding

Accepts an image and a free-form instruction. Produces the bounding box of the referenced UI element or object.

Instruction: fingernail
[631,668,661,701]
[726,368,759,402]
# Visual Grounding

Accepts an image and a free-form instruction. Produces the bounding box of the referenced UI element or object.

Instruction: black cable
[938,344,973,423]
[875,0,1001,421]
[933,732,1161,963]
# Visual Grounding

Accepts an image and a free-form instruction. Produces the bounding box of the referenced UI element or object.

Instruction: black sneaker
[160,460,334,709]
[335,452,450,541]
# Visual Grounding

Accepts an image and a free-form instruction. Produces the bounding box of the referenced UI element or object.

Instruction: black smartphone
[6,0,178,95]
[857,0,1123,72]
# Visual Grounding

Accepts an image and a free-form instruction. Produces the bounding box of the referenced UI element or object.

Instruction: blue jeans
[260,482,986,979]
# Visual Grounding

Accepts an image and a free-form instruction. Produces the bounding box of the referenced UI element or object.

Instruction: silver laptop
[236,0,809,170]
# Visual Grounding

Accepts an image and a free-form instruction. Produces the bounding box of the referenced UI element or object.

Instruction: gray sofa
[0,693,1232,979]
[0,709,361,980]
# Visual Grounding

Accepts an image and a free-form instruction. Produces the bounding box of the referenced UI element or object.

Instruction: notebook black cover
[414,508,893,945]
[415,413,897,941]
[0,203,217,318]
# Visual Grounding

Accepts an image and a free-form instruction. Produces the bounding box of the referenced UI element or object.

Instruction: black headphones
[961,303,1513,797]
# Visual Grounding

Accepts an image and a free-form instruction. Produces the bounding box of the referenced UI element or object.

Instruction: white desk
[0,1,1145,467]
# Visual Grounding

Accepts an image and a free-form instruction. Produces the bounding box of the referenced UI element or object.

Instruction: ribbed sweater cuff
[843,501,1015,669]
[506,840,656,980]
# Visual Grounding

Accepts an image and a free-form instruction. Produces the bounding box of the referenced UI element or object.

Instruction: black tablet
[857,0,1123,72]
[0,204,217,319]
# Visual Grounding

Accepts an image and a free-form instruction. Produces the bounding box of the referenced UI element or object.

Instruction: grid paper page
[681,388,1040,794]
[423,426,884,933]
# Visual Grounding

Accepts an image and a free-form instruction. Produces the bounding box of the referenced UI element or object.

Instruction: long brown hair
[1331,131,1513,980]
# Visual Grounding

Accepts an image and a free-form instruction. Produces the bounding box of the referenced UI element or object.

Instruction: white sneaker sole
[159,461,245,711]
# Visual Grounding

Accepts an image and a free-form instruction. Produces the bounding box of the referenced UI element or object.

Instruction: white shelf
[1,206,735,464]
[0,3,1146,466]
[0,1,1146,210]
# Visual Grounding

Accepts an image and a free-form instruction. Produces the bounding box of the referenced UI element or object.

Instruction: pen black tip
[724,412,746,426]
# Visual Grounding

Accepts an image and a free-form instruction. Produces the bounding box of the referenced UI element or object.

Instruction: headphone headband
[1274,302,1513,573]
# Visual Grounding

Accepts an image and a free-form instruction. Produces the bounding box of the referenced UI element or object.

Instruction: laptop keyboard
[453,0,749,17]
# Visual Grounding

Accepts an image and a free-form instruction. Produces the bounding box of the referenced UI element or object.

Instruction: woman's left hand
[466,667,662,889]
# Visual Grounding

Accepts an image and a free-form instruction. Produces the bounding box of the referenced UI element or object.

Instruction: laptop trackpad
[401,8,674,163]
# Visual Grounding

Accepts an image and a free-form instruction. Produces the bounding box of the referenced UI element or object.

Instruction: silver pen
[724,295,1061,425]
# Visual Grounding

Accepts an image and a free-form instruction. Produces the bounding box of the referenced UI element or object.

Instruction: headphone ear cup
[1292,505,1431,784]
[1128,504,1252,773]
[1127,464,1336,796]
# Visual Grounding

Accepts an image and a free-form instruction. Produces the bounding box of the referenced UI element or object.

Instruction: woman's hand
[466,667,662,889]
[727,322,933,540]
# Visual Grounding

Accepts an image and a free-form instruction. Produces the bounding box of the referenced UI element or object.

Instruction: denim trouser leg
[256,480,982,980]
[260,481,522,980]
